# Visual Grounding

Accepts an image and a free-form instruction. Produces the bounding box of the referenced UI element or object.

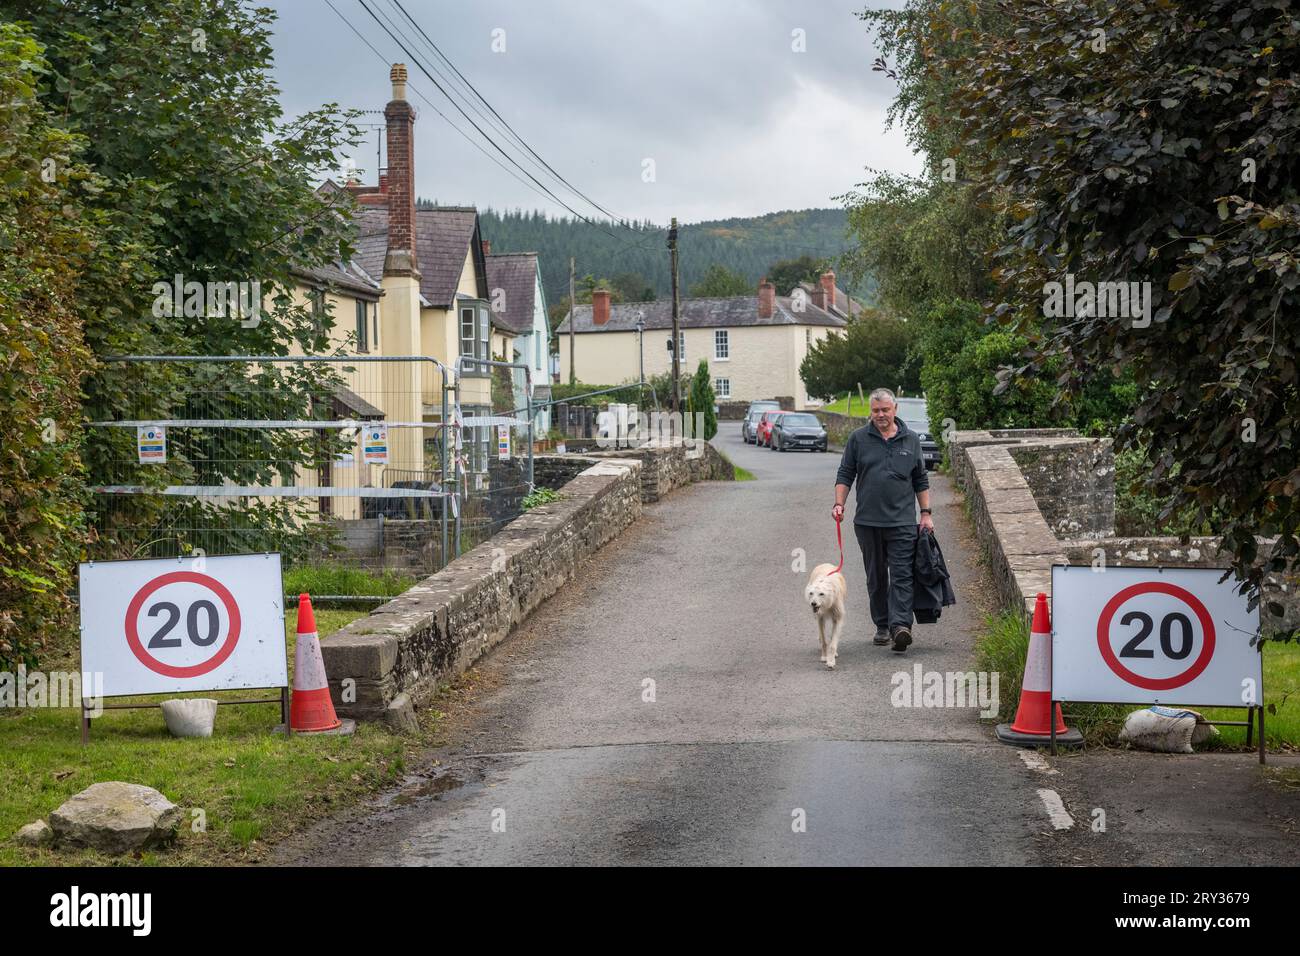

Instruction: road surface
[280,422,1074,865]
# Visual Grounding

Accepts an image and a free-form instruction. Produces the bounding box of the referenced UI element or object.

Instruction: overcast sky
[266,0,919,225]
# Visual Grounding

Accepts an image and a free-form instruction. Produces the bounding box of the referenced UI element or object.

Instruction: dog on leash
[805,563,848,668]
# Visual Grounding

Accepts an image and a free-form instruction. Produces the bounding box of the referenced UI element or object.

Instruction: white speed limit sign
[79,553,287,697]
[1051,564,1262,706]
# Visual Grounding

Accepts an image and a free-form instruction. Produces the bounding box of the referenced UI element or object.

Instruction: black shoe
[872,627,890,646]
[891,626,913,653]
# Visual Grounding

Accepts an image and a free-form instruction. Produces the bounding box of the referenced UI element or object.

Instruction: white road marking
[1018,750,1060,775]
[1036,788,1075,830]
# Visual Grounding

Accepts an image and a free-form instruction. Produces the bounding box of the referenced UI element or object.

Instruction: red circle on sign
[124,571,242,678]
[1096,581,1215,690]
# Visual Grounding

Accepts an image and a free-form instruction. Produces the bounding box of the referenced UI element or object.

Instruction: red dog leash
[829,514,844,575]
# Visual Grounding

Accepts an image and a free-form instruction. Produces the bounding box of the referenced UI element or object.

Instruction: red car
[756,410,787,448]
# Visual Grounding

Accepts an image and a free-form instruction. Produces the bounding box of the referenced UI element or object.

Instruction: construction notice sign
[136,425,166,464]
[1052,564,1261,707]
[79,554,287,697]
[362,423,388,464]
[497,424,510,460]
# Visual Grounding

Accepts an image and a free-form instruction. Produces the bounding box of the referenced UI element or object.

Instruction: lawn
[0,605,439,866]
[819,393,868,417]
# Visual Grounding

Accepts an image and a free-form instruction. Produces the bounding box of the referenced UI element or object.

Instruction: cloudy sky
[266,0,918,225]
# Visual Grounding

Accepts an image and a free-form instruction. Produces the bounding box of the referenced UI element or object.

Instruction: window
[355,299,368,352]
[309,288,326,335]
[372,303,380,350]
[714,329,729,360]
[714,377,730,399]
[668,332,685,361]
[461,307,476,362]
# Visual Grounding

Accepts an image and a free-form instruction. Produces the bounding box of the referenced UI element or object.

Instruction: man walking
[832,388,933,652]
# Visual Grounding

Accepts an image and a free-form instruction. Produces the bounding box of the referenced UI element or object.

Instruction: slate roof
[354,204,487,309]
[555,295,847,334]
[291,260,381,299]
[485,253,540,335]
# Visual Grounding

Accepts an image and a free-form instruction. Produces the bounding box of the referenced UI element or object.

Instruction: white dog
[805,563,848,668]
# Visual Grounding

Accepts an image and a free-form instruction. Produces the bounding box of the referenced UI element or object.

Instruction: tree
[687,360,718,440]
[0,21,116,668]
[799,313,921,401]
[609,271,656,302]
[12,0,362,572]
[767,255,829,296]
[689,264,751,298]
[951,0,1300,607]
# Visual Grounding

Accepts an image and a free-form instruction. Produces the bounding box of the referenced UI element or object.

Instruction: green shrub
[522,487,564,510]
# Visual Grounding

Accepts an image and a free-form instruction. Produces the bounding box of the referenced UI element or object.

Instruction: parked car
[771,412,828,452]
[755,410,787,447]
[742,400,781,443]
[895,397,940,470]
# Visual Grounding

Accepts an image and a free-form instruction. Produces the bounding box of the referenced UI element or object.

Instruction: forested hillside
[423,204,870,305]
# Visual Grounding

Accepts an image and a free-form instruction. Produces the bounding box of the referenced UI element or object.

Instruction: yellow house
[556,277,848,409]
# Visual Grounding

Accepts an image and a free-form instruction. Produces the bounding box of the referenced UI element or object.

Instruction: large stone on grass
[49,782,181,854]
[160,698,218,738]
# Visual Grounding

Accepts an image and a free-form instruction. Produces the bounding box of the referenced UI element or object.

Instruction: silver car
[742,401,781,443]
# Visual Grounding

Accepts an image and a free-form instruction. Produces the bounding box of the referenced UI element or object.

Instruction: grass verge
[974,609,1300,749]
[0,606,443,866]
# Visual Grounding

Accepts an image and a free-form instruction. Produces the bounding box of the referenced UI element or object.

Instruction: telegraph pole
[668,217,680,414]
[568,256,576,386]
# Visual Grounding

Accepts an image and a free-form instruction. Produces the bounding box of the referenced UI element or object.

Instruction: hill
[458,206,869,306]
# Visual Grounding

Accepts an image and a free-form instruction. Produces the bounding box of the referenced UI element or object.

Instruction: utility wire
[389,0,632,228]
[325,0,567,209]
[354,0,628,241]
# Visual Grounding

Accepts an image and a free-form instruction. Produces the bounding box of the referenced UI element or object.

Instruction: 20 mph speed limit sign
[1051,565,1262,707]
[79,554,288,697]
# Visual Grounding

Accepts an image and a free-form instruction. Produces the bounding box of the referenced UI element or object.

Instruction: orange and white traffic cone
[290,593,346,734]
[996,592,1082,747]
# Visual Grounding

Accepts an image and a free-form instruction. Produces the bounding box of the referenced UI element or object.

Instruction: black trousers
[854,523,918,631]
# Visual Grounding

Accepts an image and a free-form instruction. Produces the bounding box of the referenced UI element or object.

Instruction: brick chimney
[810,285,826,309]
[820,271,836,311]
[591,288,611,326]
[383,64,418,276]
[757,278,775,319]
[481,239,491,256]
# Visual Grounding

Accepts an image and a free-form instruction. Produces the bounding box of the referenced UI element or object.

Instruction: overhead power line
[387,0,632,228]
[353,0,629,242]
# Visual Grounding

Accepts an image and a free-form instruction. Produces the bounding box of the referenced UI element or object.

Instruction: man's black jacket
[913,528,956,624]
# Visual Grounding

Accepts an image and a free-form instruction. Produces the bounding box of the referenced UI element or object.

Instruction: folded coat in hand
[912,527,956,624]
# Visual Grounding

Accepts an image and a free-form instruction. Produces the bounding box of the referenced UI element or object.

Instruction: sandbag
[1119,706,1219,754]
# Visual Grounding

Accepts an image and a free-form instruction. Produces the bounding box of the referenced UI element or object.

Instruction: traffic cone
[290,593,343,733]
[996,593,1083,747]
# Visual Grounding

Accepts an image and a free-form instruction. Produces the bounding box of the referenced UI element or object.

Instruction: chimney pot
[390,63,408,101]
[820,271,836,311]
[757,278,775,319]
[592,289,611,326]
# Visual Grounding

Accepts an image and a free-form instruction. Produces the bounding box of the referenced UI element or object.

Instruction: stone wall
[1008,438,1114,538]
[583,439,735,502]
[950,428,1298,634]
[321,459,642,720]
